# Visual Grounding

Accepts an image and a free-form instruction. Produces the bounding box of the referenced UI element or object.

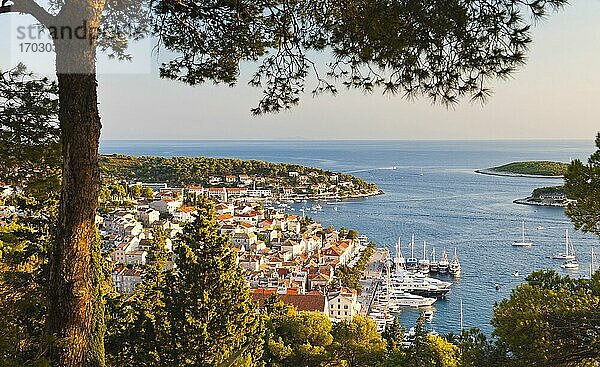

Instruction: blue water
[100,139,599,335]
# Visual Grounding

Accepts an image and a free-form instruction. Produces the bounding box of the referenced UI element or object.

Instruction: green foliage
[381,318,404,351]
[0,66,60,366]
[0,65,61,214]
[130,185,142,199]
[491,161,568,176]
[346,229,359,240]
[178,201,261,365]
[531,185,566,198]
[402,316,460,367]
[491,270,600,366]
[330,316,387,367]
[107,204,263,366]
[264,309,333,367]
[0,221,49,366]
[335,242,375,294]
[105,229,170,366]
[564,133,600,237]
[150,0,568,112]
[451,328,509,367]
[99,155,377,193]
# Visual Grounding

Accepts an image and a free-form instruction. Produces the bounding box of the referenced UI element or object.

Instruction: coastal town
[102,177,374,323]
[0,169,383,323]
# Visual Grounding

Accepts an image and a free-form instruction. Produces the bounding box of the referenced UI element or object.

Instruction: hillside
[99,154,380,195]
[477,161,568,178]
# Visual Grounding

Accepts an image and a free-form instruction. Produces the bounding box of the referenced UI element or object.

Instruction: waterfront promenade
[359,247,389,316]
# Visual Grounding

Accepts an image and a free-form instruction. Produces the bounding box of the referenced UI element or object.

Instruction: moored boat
[449,248,461,275]
[418,241,430,274]
[387,291,437,307]
[438,249,449,274]
[513,221,533,247]
[406,235,418,271]
[429,248,439,273]
[552,229,576,260]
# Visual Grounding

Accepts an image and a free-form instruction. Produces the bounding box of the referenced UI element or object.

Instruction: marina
[101,139,600,335]
[360,238,457,332]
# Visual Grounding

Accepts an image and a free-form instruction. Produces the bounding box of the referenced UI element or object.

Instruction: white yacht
[552,229,576,260]
[384,270,451,298]
[418,241,430,274]
[438,249,449,274]
[561,259,579,269]
[394,238,406,271]
[406,235,419,271]
[449,248,461,275]
[513,221,533,247]
[429,248,439,273]
[387,291,436,307]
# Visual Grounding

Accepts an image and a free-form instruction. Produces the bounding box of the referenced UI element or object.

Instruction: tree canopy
[564,132,600,237]
[491,270,600,366]
[0,0,572,364]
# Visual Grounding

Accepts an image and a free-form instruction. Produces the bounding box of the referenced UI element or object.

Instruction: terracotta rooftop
[251,291,327,313]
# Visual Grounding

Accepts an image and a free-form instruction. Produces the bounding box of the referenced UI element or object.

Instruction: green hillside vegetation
[99,154,378,192]
[491,161,568,176]
[531,185,567,198]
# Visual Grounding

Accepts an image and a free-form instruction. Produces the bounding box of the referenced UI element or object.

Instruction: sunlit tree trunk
[46,5,105,365]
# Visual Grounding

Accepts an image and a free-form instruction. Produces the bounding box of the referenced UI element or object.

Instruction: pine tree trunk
[47,16,104,365]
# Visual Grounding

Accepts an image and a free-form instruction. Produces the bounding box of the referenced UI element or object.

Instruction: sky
[2,2,600,140]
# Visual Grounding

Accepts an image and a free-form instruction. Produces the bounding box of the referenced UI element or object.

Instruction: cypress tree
[162,201,262,366]
[105,229,170,366]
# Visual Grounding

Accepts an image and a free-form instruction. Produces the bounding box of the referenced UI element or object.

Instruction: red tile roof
[251,291,327,312]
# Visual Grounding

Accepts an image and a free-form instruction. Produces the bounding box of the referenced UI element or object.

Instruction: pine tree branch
[0,0,54,27]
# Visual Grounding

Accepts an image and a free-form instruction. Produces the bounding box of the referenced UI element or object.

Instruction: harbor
[100,140,600,335]
[357,238,461,333]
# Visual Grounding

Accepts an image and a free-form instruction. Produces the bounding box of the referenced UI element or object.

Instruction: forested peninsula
[99,154,382,199]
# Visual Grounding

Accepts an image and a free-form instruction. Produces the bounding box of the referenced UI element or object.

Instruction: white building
[327,288,361,322]
[150,198,183,214]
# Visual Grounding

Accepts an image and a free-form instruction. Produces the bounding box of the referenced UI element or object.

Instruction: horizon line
[100,137,593,142]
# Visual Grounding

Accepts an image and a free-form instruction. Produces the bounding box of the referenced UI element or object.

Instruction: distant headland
[475,160,568,179]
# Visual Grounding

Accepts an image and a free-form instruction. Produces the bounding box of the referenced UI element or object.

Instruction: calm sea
[100,139,599,335]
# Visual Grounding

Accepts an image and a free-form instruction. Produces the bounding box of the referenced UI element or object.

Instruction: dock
[358,247,389,316]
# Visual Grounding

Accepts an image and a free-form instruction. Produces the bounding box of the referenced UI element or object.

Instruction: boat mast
[411,234,415,258]
[423,241,427,261]
[591,248,596,279]
[459,299,463,332]
[386,261,391,306]
[395,239,399,273]
[565,229,569,256]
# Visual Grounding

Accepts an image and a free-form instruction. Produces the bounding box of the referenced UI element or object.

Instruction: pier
[358,247,389,316]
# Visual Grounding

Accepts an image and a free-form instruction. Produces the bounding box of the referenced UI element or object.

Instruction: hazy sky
[2,2,600,140]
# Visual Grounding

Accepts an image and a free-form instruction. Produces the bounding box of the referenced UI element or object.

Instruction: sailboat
[430,248,439,273]
[394,238,406,272]
[552,229,576,260]
[438,248,449,274]
[512,221,533,247]
[449,248,461,275]
[406,235,418,271]
[418,241,430,274]
[560,235,579,269]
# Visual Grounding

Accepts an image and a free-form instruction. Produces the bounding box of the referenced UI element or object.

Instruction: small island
[513,185,573,207]
[475,160,568,178]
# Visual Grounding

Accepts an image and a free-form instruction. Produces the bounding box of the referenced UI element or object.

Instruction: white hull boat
[513,221,533,247]
[552,229,576,260]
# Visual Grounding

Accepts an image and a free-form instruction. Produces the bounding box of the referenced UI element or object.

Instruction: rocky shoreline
[513,197,567,207]
[298,189,384,201]
[475,169,563,179]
